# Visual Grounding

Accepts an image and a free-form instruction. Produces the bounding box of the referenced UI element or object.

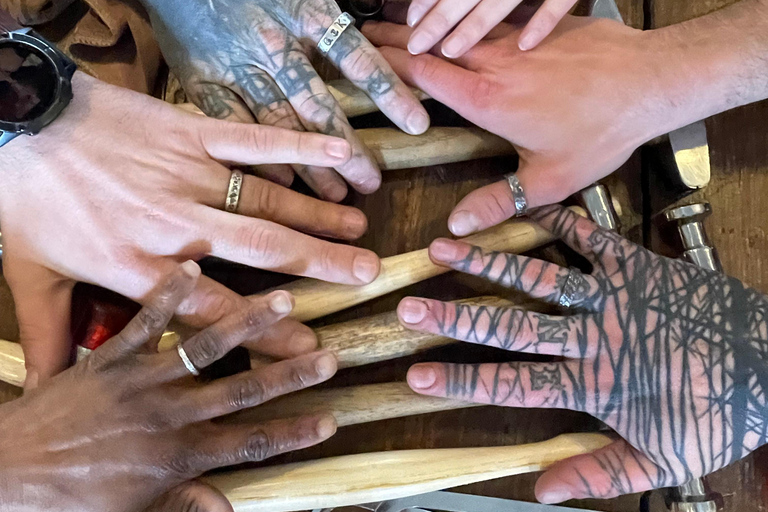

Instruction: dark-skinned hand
[0,261,338,512]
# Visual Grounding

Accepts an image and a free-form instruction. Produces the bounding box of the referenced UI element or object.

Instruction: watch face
[0,40,58,124]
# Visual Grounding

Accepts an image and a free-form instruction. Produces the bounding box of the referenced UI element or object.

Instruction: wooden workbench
[0,0,766,510]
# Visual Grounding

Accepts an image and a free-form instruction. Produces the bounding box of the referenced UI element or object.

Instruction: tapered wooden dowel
[228,381,479,427]
[203,433,612,512]
[261,207,586,323]
[0,340,24,388]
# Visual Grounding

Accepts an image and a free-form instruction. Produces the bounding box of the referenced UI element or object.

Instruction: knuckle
[162,448,199,477]
[424,10,452,33]
[135,305,169,334]
[186,329,225,367]
[297,92,338,126]
[468,77,497,110]
[409,54,438,81]
[286,365,312,390]
[242,305,268,332]
[254,180,280,217]
[240,429,274,462]
[227,376,268,409]
[233,223,282,265]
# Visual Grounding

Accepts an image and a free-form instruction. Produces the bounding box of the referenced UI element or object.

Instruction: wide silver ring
[318,12,355,55]
[558,268,588,308]
[225,169,244,213]
[176,343,200,377]
[505,173,528,217]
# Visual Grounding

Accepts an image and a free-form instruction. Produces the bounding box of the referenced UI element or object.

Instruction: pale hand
[406,0,578,57]
[0,72,380,386]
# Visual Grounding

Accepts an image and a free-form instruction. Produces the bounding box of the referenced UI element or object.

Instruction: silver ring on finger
[559,268,589,308]
[225,169,244,213]
[176,343,200,377]
[505,173,528,217]
[318,12,355,55]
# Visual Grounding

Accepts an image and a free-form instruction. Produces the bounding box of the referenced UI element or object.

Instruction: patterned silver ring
[176,343,200,377]
[505,173,528,217]
[318,12,355,55]
[558,268,587,308]
[225,169,244,213]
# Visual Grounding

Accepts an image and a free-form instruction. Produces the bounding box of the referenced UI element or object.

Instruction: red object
[71,284,140,350]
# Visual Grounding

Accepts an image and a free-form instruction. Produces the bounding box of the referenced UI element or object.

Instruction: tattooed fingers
[428,238,603,311]
[398,298,594,357]
[407,361,582,410]
[535,439,670,503]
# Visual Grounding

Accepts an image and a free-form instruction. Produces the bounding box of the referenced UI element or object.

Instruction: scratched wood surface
[1,0,766,511]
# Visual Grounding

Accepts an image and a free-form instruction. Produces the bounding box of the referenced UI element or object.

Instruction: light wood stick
[0,340,24,388]
[203,433,612,512]
[358,127,513,170]
[228,381,478,427]
[262,207,587,323]
[317,296,515,369]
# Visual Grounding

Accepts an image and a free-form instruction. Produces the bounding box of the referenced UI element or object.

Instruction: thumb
[447,161,565,236]
[535,439,669,503]
[6,262,74,390]
[145,480,233,512]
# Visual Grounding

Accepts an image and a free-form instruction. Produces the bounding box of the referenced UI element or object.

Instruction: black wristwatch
[0,9,77,148]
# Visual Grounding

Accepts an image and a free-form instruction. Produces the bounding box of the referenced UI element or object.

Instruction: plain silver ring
[318,12,355,55]
[225,169,244,213]
[505,173,528,217]
[176,343,200,377]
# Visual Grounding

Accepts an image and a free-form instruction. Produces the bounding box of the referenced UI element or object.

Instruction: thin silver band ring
[505,173,528,217]
[225,169,244,213]
[177,343,200,377]
[318,12,355,55]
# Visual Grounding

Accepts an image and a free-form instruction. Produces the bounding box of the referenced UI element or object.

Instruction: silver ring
[318,12,355,55]
[558,268,588,308]
[225,169,244,213]
[176,343,200,377]
[505,173,528,217]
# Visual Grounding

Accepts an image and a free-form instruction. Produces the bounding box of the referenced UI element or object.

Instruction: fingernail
[442,36,465,58]
[353,254,380,283]
[23,369,39,392]
[429,239,460,261]
[314,352,338,378]
[269,292,294,314]
[357,176,382,194]
[181,260,201,278]
[518,31,539,51]
[408,365,437,389]
[345,212,368,237]
[316,415,338,438]
[408,31,432,54]
[399,298,428,324]
[538,489,573,504]
[407,5,426,26]
[449,211,480,236]
[406,110,430,135]
[326,139,351,160]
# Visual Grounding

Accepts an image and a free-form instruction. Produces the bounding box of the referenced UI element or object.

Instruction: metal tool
[590,0,710,192]
[579,183,620,231]
[662,202,722,512]
[664,203,721,272]
[342,491,596,512]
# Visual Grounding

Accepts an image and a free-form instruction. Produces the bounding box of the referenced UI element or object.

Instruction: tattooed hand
[397,205,768,503]
[142,0,430,201]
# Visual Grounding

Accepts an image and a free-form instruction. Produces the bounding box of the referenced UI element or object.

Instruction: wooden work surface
[1,0,767,510]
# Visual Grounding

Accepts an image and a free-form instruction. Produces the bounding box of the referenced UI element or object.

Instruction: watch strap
[0,9,23,34]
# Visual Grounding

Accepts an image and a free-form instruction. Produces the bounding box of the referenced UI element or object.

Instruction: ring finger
[201,168,368,241]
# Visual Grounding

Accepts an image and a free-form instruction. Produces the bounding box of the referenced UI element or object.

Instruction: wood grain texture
[0,340,24,388]
[227,381,480,427]
[203,433,613,512]
[261,209,586,323]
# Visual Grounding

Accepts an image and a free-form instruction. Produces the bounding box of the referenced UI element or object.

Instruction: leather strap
[0,9,23,35]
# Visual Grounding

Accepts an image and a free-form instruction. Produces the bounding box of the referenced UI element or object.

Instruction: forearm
[650,0,768,132]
